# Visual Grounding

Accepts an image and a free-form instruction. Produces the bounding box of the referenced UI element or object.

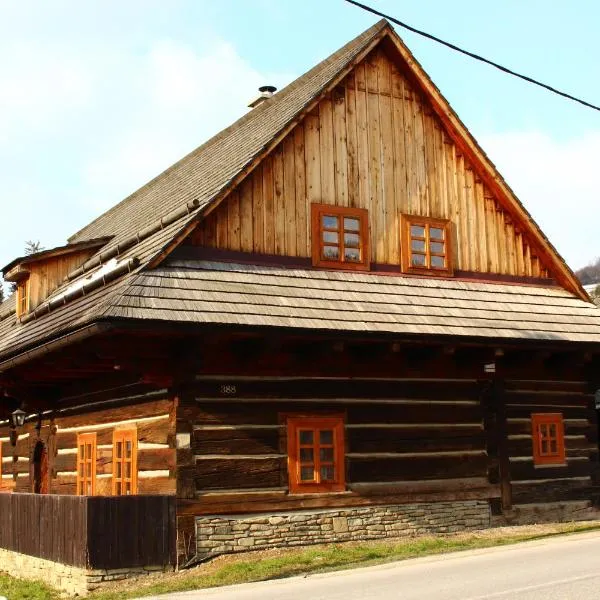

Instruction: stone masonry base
[0,548,172,596]
[195,500,491,559]
[491,500,600,527]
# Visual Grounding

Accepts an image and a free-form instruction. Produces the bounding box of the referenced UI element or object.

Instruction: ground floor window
[287,415,345,494]
[112,428,138,495]
[77,432,96,495]
[531,413,565,466]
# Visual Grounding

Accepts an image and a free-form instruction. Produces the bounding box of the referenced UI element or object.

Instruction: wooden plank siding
[26,249,96,311]
[0,396,177,496]
[189,47,551,279]
[176,377,496,515]
[0,493,176,569]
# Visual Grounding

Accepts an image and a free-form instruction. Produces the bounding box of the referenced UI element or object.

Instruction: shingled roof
[68,20,389,248]
[0,20,392,365]
[107,256,600,344]
[1,19,599,369]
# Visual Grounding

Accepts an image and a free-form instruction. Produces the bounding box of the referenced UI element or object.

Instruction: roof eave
[1,237,113,278]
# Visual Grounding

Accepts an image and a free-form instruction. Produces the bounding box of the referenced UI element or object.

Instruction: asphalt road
[147,531,600,600]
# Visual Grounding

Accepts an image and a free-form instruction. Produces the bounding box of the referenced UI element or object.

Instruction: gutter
[20,257,140,324]
[66,198,201,282]
[0,322,113,373]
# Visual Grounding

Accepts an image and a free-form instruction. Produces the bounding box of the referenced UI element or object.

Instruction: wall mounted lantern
[11,407,26,428]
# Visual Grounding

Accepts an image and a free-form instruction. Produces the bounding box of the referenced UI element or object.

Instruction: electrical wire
[344,0,600,113]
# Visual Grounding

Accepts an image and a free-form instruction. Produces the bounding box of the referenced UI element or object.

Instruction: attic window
[16,278,30,318]
[311,204,369,271]
[401,215,452,276]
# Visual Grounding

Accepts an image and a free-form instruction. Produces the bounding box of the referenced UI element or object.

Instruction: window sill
[533,462,567,468]
[312,261,370,272]
[402,267,454,278]
[287,490,351,497]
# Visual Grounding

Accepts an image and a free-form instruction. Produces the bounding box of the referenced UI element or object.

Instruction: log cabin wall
[0,395,177,496]
[189,46,551,279]
[176,378,495,515]
[504,379,598,507]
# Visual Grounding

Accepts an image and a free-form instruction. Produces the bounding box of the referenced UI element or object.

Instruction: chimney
[248,85,277,109]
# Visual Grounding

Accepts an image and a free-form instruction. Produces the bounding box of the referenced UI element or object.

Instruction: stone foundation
[491,500,600,527]
[0,548,172,596]
[195,500,490,558]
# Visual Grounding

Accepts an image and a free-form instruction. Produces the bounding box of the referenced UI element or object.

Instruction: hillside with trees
[576,257,600,286]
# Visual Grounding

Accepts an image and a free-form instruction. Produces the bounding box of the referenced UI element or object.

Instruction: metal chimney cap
[248,85,278,108]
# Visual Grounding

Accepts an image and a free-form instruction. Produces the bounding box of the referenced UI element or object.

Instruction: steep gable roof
[0,19,596,368]
[69,19,585,299]
[0,21,392,365]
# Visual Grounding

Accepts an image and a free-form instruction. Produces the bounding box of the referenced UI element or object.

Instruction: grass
[2,522,600,599]
[90,521,600,599]
[0,573,60,600]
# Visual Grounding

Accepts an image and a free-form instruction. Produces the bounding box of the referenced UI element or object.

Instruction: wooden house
[2,19,600,573]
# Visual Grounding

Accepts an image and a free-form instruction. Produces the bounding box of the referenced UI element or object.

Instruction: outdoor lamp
[11,407,26,428]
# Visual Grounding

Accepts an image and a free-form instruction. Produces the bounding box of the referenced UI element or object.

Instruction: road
[147,531,600,600]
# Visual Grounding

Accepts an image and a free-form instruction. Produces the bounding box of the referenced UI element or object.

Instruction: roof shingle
[105,259,600,344]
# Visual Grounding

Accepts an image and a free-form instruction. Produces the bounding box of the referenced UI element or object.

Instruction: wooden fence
[0,493,176,569]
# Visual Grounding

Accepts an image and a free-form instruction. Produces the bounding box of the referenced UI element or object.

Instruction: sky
[1,0,599,279]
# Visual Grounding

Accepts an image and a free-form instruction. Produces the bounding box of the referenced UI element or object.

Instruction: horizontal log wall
[190,46,551,279]
[0,395,176,496]
[176,378,495,515]
[505,379,598,505]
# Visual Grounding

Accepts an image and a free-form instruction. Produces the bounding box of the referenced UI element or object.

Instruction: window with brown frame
[400,215,453,276]
[287,415,345,494]
[112,428,138,495]
[311,204,370,270]
[77,432,96,495]
[16,278,30,318]
[531,413,565,466]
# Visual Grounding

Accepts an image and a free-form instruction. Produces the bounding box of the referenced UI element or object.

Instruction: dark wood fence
[0,493,176,569]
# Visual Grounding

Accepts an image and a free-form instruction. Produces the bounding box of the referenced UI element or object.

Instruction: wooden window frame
[400,214,453,276]
[112,428,138,496]
[16,277,30,318]
[311,204,370,271]
[76,432,97,496]
[531,413,566,466]
[287,415,345,494]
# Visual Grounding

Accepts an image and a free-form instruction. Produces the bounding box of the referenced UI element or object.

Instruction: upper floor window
[16,278,30,318]
[287,415,345,494]
[113,428,138,495]
[77,432,97,496]
[401,215,452,276]
[531,413,565,466]
[311,204,369,271]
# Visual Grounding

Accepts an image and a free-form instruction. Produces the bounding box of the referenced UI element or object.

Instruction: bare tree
[25,240,44,255]
[576,257,600,285]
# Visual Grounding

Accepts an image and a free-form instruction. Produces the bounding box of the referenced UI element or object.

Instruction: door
[32,441,49,494]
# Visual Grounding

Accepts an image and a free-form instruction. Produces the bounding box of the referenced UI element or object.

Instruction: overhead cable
[344,0,600,113]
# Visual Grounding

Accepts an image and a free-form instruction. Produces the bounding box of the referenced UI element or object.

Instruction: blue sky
[1,0,599,277]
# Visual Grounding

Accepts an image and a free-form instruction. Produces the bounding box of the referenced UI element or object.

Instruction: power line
[344,0,600,113]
